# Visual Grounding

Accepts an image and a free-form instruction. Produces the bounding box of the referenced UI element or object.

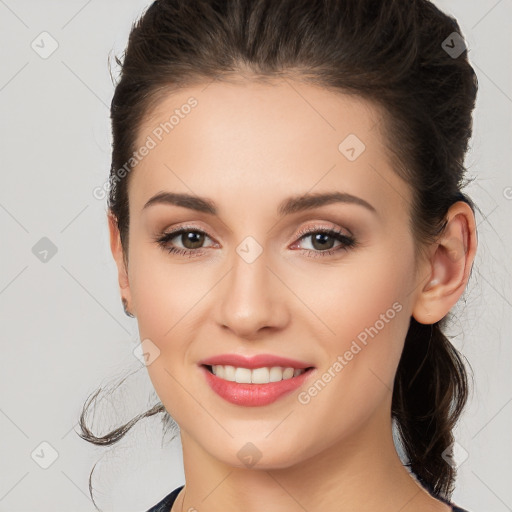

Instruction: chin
[206,437,308,471]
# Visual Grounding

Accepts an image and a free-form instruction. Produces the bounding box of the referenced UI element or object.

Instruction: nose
[215,247,290,340]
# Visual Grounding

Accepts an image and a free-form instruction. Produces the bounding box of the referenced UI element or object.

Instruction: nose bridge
[216,238,287,338]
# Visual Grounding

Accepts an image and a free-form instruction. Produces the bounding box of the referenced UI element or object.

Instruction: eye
[154,224,357,258]
[154,226,216,257]
[291,225,357,258]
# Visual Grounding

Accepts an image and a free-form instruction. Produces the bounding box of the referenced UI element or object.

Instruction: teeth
[211,365,306,383]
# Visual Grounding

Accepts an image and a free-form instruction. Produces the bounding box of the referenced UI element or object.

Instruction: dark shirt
[145,485,470,512]
[145,485,183,512]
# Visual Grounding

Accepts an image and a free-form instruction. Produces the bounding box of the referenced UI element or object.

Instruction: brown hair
[79,0,478,507]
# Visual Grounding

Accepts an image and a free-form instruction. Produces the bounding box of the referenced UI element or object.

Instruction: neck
[175,401,450,512]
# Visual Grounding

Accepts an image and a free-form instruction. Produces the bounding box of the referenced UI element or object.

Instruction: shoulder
[444,497,472,511]
[144,485,472,512]
[144,485,184,512]
[442,498,471,512]
[425,486,471,512]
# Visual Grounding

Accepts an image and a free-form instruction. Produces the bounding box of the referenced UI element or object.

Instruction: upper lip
[198,353,314,369]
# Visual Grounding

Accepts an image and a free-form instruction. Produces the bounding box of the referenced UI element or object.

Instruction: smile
[200,364,316,407]
[206,364,308,383]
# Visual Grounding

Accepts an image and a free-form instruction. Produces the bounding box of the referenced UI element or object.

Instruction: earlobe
[107,212,132,307]
[412,201,477,325]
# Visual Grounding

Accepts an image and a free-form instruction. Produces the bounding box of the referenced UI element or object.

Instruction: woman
[79,0,479,510]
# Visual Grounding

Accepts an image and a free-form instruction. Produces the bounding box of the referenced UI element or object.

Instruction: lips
[197,353,316,406]
[198,353,314,369]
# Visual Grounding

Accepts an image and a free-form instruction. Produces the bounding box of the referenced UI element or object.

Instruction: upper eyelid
[295,223,352,237]
[161,223,351,246]
[162,222,347,237]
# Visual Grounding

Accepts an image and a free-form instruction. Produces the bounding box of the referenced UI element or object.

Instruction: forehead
[129,79,411,220]
[138,78,382,150]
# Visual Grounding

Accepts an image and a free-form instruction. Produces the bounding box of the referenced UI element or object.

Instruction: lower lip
[200,365,315,407]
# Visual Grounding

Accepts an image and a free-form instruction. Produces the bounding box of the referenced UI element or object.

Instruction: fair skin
[108,78,477,512]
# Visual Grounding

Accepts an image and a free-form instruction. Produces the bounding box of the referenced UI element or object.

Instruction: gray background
[0,0,511,510]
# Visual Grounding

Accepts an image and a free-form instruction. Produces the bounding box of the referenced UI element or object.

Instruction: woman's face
[118,79,429,468]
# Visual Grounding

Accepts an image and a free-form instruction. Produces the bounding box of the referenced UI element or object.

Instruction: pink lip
[199,365,316,407]
[197,353,314,369]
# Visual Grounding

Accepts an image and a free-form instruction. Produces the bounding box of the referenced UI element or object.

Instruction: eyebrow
[142,191,377,216]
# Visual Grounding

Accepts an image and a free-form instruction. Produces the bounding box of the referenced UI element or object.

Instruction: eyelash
[154,224,357,259]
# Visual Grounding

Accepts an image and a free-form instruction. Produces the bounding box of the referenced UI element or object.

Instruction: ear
[412,201,478,324]
[107,211,133,312]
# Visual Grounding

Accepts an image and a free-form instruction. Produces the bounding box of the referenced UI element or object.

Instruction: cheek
[288,262,414,448]
[127,244,217,406]
[295,242,413,342]
[297,240,415,389]
[128,238,204,340]
[127,252,206,423]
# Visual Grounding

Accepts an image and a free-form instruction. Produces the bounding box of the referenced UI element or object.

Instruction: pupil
[183,231,204,249]
[313,233,333,250]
